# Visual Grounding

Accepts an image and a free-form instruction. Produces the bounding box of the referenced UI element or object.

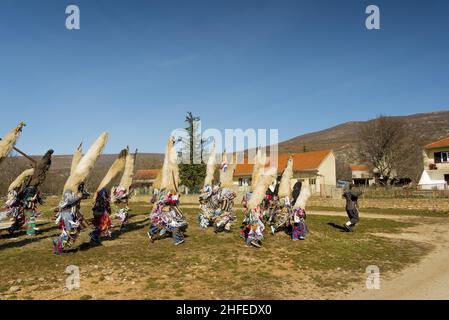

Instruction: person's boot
[343,222,352,232]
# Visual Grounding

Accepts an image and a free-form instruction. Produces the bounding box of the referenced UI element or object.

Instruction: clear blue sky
[0,0,448,155]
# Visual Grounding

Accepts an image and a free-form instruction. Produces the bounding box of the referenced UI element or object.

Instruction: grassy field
[0,200,433,300]
[307,206,449,217]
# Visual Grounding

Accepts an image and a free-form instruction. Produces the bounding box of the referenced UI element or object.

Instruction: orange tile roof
[134,169,160,180]
[425,137,449,149]
[234,150,332,177]
[350,165,370,172]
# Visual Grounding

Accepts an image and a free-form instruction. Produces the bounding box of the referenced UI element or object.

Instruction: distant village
[133,135,449,196]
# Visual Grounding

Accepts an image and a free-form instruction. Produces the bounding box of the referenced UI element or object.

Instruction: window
[239,178,250,186]
[435,152,449,163]
[309,178,316,185]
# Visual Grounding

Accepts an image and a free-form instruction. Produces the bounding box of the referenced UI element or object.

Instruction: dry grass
[0,198,432,300]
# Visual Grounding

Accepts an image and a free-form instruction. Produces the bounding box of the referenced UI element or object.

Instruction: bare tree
[358,115,421,185]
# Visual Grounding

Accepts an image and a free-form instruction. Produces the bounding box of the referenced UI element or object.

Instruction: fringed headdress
[63,132,108,194]
[278,156,294,198]
[28,149,54,188]
[251,148,267,192]
[96,148,128,192]
[0,122,26,164]
[293,185,312,209]
[247,166,277,210]
[204,142,216,187]
[70,143,83,176]
[8,168,34,192]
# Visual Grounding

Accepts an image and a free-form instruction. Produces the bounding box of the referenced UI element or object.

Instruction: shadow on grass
[64,216,153,253]
[0,222,61,251]
[327,222,348,232]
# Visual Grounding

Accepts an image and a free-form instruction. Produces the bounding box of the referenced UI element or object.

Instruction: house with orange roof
[233,150,336,194]
[418,137,449,189]
[133,169,161,189]
[350,164,374,186]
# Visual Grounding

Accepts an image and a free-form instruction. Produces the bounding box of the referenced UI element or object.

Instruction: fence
[356,187,449,199]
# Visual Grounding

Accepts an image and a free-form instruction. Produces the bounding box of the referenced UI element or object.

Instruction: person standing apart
[342,183,362,232]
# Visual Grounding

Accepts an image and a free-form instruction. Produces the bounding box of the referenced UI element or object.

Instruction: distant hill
[45,153,164,172]
[2,110,448,194]
[0,153,164,195]
[278,110,449,179]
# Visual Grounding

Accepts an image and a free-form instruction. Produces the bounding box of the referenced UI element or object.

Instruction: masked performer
[288,186,311,240]
[53,133,108,255]
[1,150,53,236]
[147,137,187,245]
[53,188,85,254]
[198,184,237,232]
[90,188,112,243]
[241,167,276,248]
[111,149,136,231]
[148,190,187,245]
[268,156,293,234]
[0,122,27,233]
[90,147,128,242]
[1,169,33,234]
[198,143,237,232]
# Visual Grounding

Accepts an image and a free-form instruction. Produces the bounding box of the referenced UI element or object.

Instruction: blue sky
[0,0,448,155]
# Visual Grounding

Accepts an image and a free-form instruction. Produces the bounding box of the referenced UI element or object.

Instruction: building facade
[418,137,449,190]
[233,150,337,195]
[350,164,374,186]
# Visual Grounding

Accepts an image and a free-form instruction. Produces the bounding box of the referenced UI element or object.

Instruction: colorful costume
[90,188,113,243]
[53,189,86,255]
[198,185,236,232]
[241,205,265,248]
[289,208,307,240]
[1,150,53,236]
[53,133,108,254]
[0,191,25,234]
[111,186,130,231]
[148,191,187,245]
[21,187,42,236]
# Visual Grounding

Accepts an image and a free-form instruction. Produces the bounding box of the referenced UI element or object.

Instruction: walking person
[342,183,362,232]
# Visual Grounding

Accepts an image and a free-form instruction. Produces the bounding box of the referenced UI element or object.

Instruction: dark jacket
[343,190,362,211]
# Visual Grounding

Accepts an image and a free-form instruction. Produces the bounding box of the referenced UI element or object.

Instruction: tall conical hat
[8,168,34,192]
[294,185,312,209]
[160,137,179,191]
[70,143,83,176]
[0,122,25,165]
[64,132,108,193]
[251,148,267,192]
[96,148,128,192]
[28,149,54,188]
[247,167,277,210]
[278,156,294,198]
[204,142,216,187]
[119,149,136,191]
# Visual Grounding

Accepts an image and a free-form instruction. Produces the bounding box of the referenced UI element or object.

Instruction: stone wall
[130,192,449,211]
[308,196,449,211]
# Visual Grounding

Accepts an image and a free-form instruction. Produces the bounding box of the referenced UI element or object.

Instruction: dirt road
[344,218,449,300]
[184,204,449,299]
